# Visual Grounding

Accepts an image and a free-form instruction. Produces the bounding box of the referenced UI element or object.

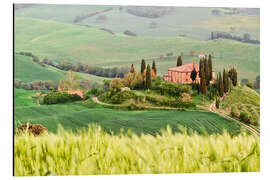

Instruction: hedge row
[43,91,82,105]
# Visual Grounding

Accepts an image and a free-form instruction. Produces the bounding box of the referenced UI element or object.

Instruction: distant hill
[14,4,259,40]
[14,17,259,80]
[14,54,109,86]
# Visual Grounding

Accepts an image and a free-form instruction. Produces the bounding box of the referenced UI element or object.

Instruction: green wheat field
[15,125,260,176]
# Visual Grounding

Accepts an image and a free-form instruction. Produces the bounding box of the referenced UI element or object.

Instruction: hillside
[14,54,110,86]
[14,89,242,135]
[15,5,259,40]
[220,86,260,126]
[14,17,260,80]
[15,54,65,83]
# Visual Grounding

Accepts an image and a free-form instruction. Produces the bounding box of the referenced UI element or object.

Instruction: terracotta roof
[168,63,199,72]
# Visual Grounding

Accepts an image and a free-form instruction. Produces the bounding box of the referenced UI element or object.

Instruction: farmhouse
[163,63,215,84]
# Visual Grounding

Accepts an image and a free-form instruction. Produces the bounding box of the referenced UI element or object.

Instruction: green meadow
[14,53,110,85]
[15,5,259,40]
[14,89,242,135]
[14,17,259,80]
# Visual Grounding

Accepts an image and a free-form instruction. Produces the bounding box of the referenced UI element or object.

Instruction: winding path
[92,96,260,136]
[209,98,260,136]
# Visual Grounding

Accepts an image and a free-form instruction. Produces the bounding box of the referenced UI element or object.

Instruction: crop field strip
[14,125,260,176]
[14,92,242,135]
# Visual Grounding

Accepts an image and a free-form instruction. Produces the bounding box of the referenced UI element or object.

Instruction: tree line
[17,52,130,78]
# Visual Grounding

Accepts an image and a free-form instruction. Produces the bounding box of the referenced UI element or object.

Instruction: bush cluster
[154,81,192,97]
[43,91,82,105]
[102,90,136,104]
[210,32,259,44]
[126,6,173,18]
[18,52,45,67]
[230,106,258,126]
[18,51,130,78]
[14,79,58,90]
[84,88,104,100]
[51,61,129,78]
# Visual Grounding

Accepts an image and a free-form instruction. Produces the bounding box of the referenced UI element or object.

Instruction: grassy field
[14,53,110,85]
[220,86,260,125]
[14,4,112,23]
[14,89,242,135]
[15,54,65,83]
[14,125,260,176]
[15,5,259,40]
[14,17,260,80]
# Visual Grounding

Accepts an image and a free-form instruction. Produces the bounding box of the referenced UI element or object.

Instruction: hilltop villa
[163,63,215,84]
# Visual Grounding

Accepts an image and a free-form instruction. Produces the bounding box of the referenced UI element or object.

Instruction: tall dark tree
[223,69,226,92]
[152,61,157,75]
[218,72,224,97]
[208,54,213,80]
[199,59,203,78]
[204,58,210,86]
[141,59,146,73]
[145,64,152,89]
[190,68,197,83]
[232,68,238,86]
[176,56,182,66]
[215,73,220,93]
[223,69,229,93]
[216,97,220,109]
[200,64,207,94]
[130,64,135,73]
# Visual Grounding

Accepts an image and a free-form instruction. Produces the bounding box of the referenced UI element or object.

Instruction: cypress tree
[224,69,229,93]
[190,68,197,83]
[223,69,226,93]
[152,61,157,75]
[146,64,152,89]
[216,97,220,109]
[208,54,213,80]
[232,68,238,86]
[216,73,220,93]
[130,64,135,73]
[204,58,210,86]
[141,59,146,73]
[176,56,182,66]
[200,63,207,94]
[199,59,202,78]
[219,72,224,97]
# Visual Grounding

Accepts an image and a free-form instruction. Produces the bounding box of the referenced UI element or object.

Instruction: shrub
[17,123,47,136]
[127,103,145,110]
[43,91,82,105]
[230,106,240,118]
[247,82,253,89]
[124,30,137,36]
[154,82,192,97]
[180,93,192,103]
[110,91,136,104]
[84,88,104,99]
[109,78,124,94]
[239,112,251,124]
[14,79,57,91]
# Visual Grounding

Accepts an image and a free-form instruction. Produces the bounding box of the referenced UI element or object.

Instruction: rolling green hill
[14,53,110,85]
[15,5,259,40]
[220,86,260,126]
[14,17,259,80]
[15,54,65,83]
[14,89,242,135]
